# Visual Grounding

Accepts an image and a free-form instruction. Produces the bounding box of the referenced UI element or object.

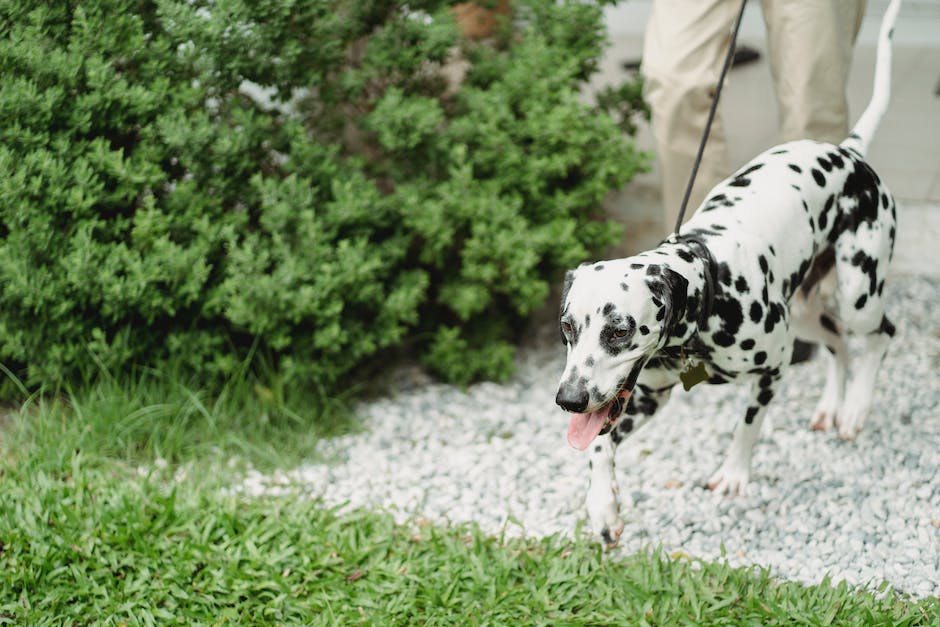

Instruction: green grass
[1,375,937,625]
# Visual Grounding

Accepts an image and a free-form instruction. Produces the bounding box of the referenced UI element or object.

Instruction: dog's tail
[841,0,902,157]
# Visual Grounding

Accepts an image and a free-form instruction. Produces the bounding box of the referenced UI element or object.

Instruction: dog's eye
[561,321,573,335]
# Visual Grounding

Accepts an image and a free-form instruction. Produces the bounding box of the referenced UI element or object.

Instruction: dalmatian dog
[556,0,902,547]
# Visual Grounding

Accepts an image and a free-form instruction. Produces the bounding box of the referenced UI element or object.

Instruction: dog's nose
[556,385,589,413]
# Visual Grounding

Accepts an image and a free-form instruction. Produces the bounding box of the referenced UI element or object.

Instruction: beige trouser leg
[643,0,866,230]
[761,0,866,144]
[642,0,738,231]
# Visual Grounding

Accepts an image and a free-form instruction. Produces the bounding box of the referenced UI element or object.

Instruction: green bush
[0,0,646,392]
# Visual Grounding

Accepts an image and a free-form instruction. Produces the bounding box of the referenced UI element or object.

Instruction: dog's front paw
[707,463,750,496]
[810,408,836,432]
[586,491,623,549]
[835,408,864,441]
[596,518,625,549]
[810,392,840,432]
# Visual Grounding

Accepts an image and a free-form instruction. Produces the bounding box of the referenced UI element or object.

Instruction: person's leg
[642,0,739,231]
[761,0,867,144]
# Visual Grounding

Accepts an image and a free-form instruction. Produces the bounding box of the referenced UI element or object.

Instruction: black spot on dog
[817,156,833,172]
[855,294,868,310]
[828,152,844,168]
[714,296,744,336]
[812,168,826,186]
[684,226,723,239]
[745,406,759,424]
[754,351,767,365]
[623,359,646,393]
[621,282,629,291]
[712,330,735,347]
[646,264,661,276]
[771,149,788,155]
[630,263,644,269]
[585,356,594,367]
[728,164,764,188]
[831,161,881,239]
[676,248,695,263]
[716,262,733,287]
[639,325,649,335]
[757,388,774,406]
[734,276,749,293]
[740,338,756,350]
[758,255,768,273]
[820,314,838,334]
[705,193,735,209]
[879,315,896,337]
[634,395,658,416]
[764,303,783,333]
[850,250,879,295]
[594,264,604,271]
[788,164,802,174]
[603,303,614,316]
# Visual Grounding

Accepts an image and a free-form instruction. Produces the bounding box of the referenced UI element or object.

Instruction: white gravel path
[237,274,940,598]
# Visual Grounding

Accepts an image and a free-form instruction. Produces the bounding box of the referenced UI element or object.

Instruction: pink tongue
[567,409,608,450]
[566,390,632,450]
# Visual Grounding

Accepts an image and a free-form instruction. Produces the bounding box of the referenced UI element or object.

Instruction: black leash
[670,0,749,239]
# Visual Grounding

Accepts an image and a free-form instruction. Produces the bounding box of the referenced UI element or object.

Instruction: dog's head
[555,258,688,450]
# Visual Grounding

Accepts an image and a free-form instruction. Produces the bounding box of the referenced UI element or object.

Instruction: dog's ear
[660,267,689,336]
[560,269,575,313]
[562,269,575,300]
[559,269,575,344]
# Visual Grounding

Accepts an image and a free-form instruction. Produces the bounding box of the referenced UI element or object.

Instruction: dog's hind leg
[708,371,781,495]
[790,280,849,432]
[837,315,894,440]
[830,216,895,439]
